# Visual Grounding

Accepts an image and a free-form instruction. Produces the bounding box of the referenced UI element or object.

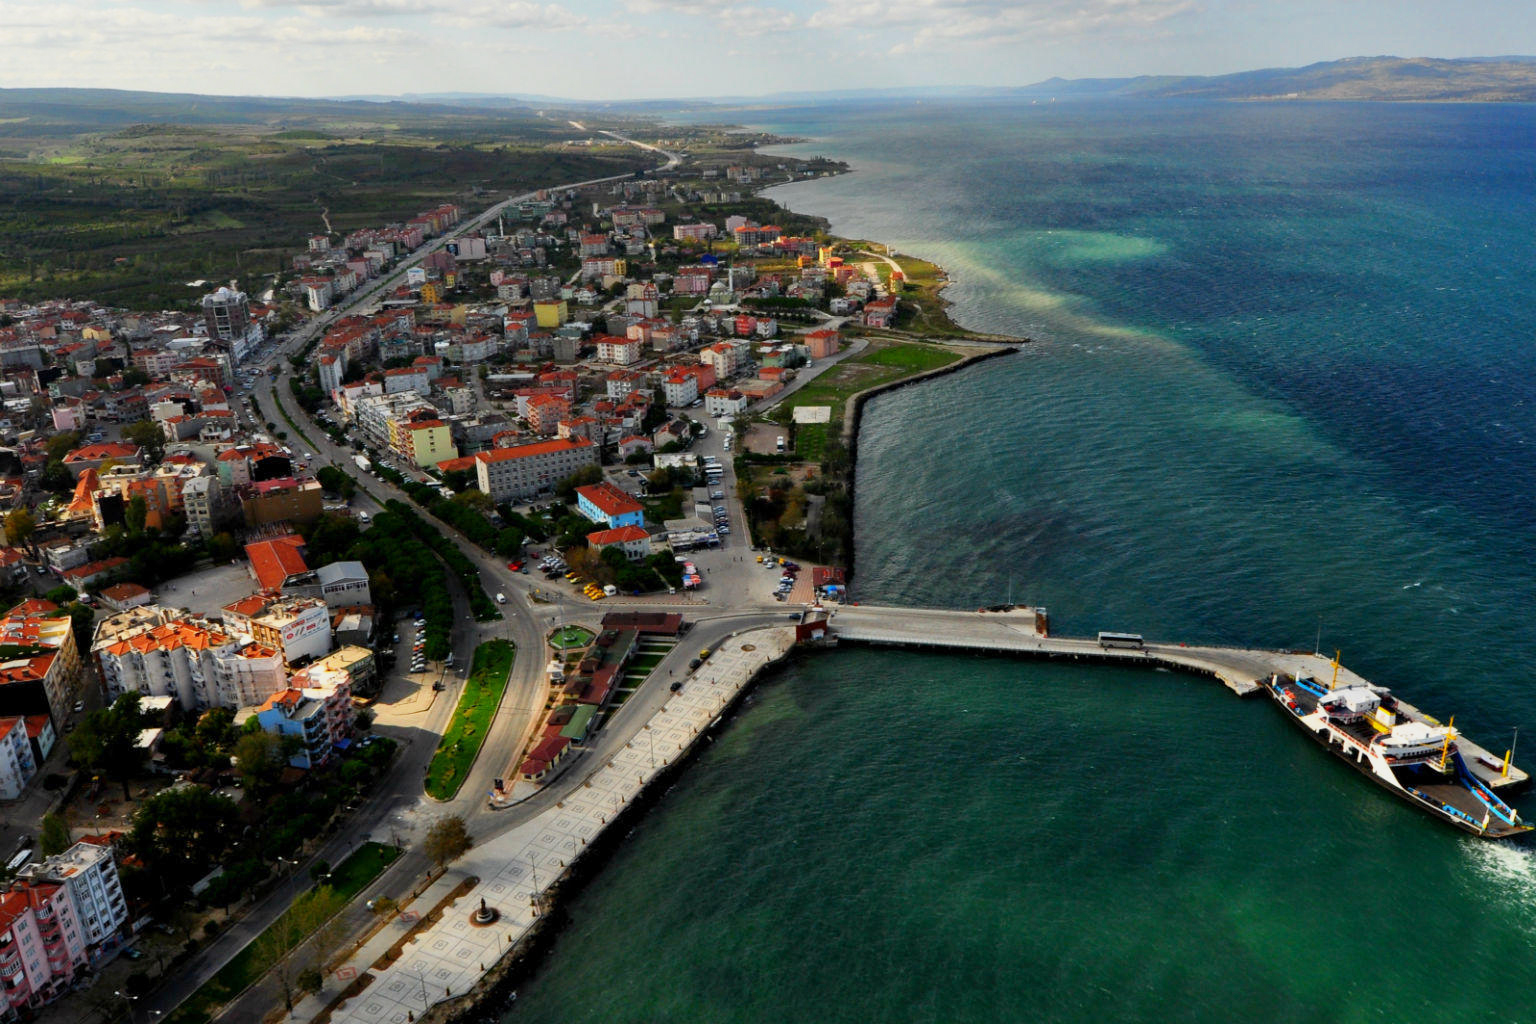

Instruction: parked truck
[353,455,372,475]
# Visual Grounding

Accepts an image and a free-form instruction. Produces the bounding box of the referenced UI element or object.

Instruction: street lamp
[114,989,141,1024]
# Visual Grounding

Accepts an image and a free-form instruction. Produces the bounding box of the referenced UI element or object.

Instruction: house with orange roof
[586,524,653,561]
[244,535,308,591]
[61,442,141,480]
[60,557,128,590]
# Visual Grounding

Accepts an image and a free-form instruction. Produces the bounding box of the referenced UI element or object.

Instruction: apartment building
[474,436,597,503]
[0,601,83,728]
[0,716,36,800]
[252,679,353,769]
[92,607,284,711]
[17,840,129,951]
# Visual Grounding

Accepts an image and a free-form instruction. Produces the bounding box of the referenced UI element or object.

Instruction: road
[148,136,693,1023]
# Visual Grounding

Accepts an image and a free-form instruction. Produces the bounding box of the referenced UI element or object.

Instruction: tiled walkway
[301,626,796,1024]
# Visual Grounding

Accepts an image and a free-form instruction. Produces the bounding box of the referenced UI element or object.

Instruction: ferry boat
[1265,663,1530,839]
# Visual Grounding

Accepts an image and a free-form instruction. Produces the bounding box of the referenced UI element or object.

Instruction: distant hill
[1017,56,1536,103]
[0,87,553,140]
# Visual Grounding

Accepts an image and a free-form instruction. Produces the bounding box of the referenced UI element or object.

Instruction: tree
[422,814,471,872]
[67,604,94,653]
[233,730,285,794]
[44,585,78,606]
[4,508,35,548]
[121,419,165,464]
[44,431,80,463]
[127,786,238,892]
[39,460,74,494]
[308,859,332,886]
[205,532,239,564]
[124,495,148,536]
[554,464,603,502]
[39,813,71,856]
[253,886,345,1014]
[69,693,146,800]
[451,489,493,514]
[315,466,355,500]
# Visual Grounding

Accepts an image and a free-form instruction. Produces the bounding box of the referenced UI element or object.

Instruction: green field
[165,842,399,1024]
[795,422,829,460]
[782,341,964,425]
[424,639,515,800]
[0,93,653,307]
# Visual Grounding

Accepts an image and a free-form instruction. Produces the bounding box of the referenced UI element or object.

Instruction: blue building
[575,482,645,530]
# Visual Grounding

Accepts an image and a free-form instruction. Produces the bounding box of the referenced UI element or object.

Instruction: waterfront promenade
[297,628,797,1024]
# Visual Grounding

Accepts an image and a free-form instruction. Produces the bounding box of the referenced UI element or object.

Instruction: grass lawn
[795,422,828,460]
[549,625,595,650]
[424,639,514,800]
[165,842,400,1024]
[783,341,964,427]
[641,487,685,522]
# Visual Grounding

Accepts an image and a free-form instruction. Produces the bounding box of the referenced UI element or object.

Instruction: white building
[0,715,37,800]
[92,607,285,711]
[474,436,597,503]
[248,597,332,666]
[181,474,223,538]
[704,388,750,417]
[318,351,347,397]
[18,840,129,950]
[314,561,371,609]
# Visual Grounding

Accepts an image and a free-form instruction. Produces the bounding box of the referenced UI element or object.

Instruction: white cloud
[809,0,1198,48]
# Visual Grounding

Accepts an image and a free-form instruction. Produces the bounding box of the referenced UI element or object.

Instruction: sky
[4,0,1536,100]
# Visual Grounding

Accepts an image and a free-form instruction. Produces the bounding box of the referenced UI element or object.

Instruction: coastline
[363,132,1035,1024]
[428,645,817,1024]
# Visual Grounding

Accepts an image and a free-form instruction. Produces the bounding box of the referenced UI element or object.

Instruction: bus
[1097,632,1146,650]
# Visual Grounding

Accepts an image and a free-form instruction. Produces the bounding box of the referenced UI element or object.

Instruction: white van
[496,592,507,604]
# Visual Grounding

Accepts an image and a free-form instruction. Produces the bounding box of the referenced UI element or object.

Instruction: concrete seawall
[840,343,1019,586]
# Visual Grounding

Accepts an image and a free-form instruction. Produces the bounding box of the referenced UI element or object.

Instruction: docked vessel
[1265,664,1529,838]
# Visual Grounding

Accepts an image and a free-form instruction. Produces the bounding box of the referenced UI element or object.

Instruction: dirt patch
[743,422,786,456]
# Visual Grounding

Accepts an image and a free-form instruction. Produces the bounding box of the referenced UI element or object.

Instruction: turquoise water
[502,101,1536,1022]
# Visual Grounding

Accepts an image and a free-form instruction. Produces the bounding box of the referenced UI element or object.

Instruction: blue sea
[501,100,1536,1023]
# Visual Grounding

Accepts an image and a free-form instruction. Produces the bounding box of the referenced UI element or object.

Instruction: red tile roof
[245,536,308,591]
[575,482,643,518]
[475,437,593,464]
[587,525,649,546]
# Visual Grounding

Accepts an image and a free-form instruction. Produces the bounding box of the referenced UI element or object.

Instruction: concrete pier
[827,604,1528,789]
